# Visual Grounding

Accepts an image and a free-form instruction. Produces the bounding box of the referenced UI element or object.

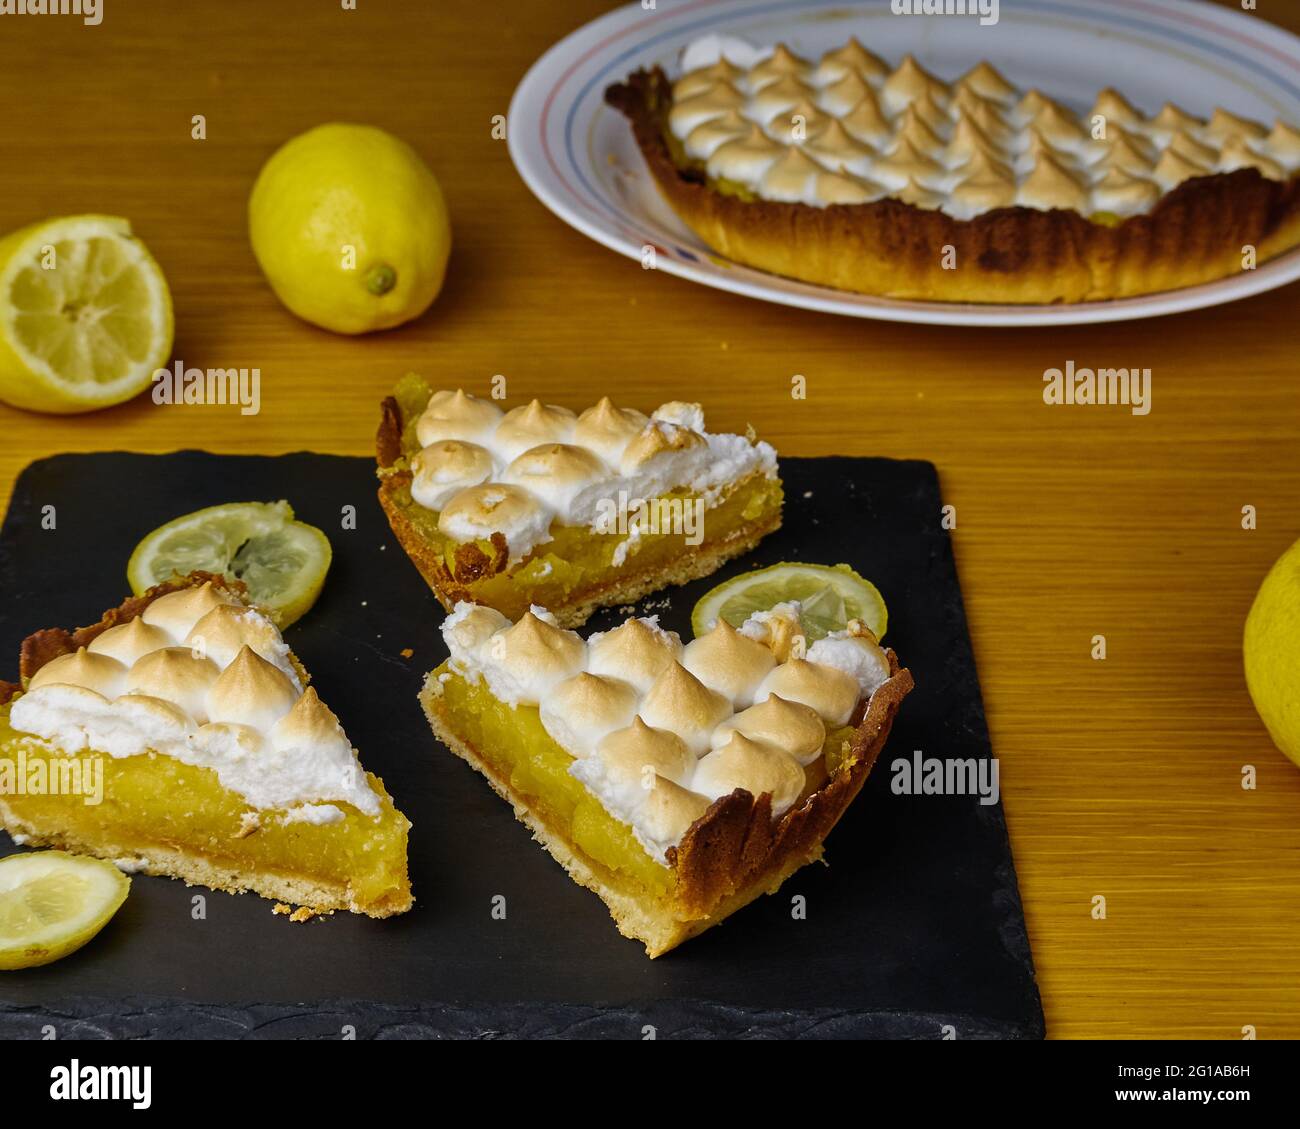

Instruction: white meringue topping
[668,36,1298,219]
[405,388,778,563]
[10,586,381,816]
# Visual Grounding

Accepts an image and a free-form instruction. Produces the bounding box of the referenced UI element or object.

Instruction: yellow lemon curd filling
[0,701,411,911]
[431,665,857,898]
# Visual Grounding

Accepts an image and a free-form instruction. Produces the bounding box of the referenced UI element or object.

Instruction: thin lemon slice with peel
[127,501,333,628]
[692,562,888,642]
[0,215,173,414]
[0,851,130,970]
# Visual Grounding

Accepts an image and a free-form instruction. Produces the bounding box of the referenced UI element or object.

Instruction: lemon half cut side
[0,215,173,414]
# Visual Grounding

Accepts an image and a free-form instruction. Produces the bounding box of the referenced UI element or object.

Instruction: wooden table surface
[2,0,1298,1039]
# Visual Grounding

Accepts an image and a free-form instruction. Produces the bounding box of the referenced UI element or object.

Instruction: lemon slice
[127,501,332,628]
[0,851,130,970]
[692,562,888,642]
[0,215,173,414]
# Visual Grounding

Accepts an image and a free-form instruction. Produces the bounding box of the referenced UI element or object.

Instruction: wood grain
[1,0,1299,1038]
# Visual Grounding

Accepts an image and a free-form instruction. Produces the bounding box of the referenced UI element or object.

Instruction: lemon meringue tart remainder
[376,375,783,626]
[606,37,1300,303]
[0,573,412,918]
[420,599,912,956]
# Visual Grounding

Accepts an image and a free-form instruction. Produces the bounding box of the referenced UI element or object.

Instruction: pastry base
[606,68,1300,305]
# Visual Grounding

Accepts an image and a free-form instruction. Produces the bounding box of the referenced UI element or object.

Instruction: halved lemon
[0,215,173,414]
[0,851,130,970]
[692,562,888,642]
[127,501,332,628]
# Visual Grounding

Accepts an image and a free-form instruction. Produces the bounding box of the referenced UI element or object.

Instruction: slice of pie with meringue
[420,598,912,956]
[376,374,783,626]
[606,36,1300,303]
[0,572,412,917]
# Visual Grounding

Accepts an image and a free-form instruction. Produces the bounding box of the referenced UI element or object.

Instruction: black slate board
[0,452,1043,1040]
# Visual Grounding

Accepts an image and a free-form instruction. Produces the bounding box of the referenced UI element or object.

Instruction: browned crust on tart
[376,393,783,627]
[606,68,1300,304]
[421,653,913,956]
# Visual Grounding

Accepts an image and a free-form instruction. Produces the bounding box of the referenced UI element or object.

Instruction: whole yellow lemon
[249,123,450,334]
[1244,534,1300,767]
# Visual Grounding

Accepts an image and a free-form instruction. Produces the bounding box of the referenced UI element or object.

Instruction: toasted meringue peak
[881,54,949,113]
[114,693,196,738]
[950,151,1017,215]
[141,581,238,639]
[748,42,807,87]
[692,732,805,816]
[269,686,349,752]
[411,439,496,512]
[185,604,294,676]
[816,172,883,205]
[708,122,785,181]
[946,114,1002,165]
[1219,136,1285,180]
[1091,168,1161,215]
[1034,100,1089,148]
[755,658,860,726]
[711,694,826,765]
[1205,106,1267,142]
[437,482,552,552]
[586,617,683,694]
[29,647,128,699]
[87,617,174,667]
[494,400,578,462]
[593,717,696,787]
[1090,87,1143,127]
[953,88,1012,144]
[636,776,712,851]
[126,647,221,723]
[819,69,873,117]
[748,74,811,123]
[805,631,891,696]
[205,645,299,732]
[638,662,732,755]
[673,57,743,100]
[819,38,889,83]
[769,98,832,143]
[736,600,806,662]
[1151,102,1204,134]
[839,87,892,145]
[502,443,608,513]
[651,401,706,433]
[1016,88,1051,121]
[572,397,651,463]
[957,61,1016,105]
[760,144,827,202]
[539,672,640,758]
[873,137,944,190]
[619,420,708,474]
[485,610,586,706]
[682,620,777,708]
[442,602,510,663]
[896,104,946,153]
[684,110,750,160]
[1168,129,1219,168]
[1102,129,1157,175]
[669,82,747,136]
[896,178,946,210]
[1018,152,1090,212]
[1266,120,1300,166]
[415,388,504,447]
[1153,146,1208,190]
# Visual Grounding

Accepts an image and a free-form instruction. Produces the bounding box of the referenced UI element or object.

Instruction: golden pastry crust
[422,652,913,956]
[606,68,1300,304]
[377,394,783,627]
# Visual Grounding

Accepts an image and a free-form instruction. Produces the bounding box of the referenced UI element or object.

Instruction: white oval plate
[508,0,1300,327]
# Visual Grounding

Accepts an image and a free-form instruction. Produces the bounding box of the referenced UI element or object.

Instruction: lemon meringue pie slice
[607,36,1300,303]
[0,573,412,918]
[376,375,784,626]
[420,599,912,957]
